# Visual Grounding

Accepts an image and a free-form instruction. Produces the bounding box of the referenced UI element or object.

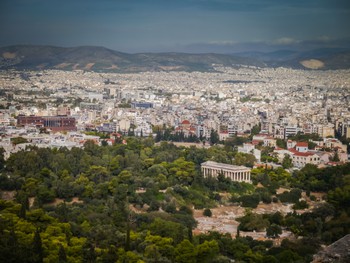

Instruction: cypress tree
[58,244,67,263]
[32,229,43,263]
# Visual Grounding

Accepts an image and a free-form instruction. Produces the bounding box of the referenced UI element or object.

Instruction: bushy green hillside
[0,138,349,262]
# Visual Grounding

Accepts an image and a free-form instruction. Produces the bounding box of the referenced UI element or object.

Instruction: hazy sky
[1,0,350,53]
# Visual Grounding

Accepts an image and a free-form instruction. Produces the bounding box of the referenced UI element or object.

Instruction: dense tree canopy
[0,137,349,262]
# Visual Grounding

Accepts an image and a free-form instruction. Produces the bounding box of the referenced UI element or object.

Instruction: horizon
[1,0,350,53]
[1,43,350,55]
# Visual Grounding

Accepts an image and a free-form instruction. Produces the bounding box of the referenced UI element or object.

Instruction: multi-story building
[292,152,320,168]
[17,115,76,132]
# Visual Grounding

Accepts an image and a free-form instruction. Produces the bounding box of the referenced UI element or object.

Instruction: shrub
[292,200,309,210]
[203,208,212,217]
[239,194,260,208]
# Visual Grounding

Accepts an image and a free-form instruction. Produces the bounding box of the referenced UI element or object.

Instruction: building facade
[292,152,320,168]
[17,115,76,132]
[201,161,251,183]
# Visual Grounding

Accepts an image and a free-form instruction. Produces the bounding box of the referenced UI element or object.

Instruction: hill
[0,45,264,72]
[235,48,350,70]
[1,45,349,72]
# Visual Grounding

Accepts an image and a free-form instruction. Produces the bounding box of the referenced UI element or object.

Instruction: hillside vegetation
[0,138,350,262]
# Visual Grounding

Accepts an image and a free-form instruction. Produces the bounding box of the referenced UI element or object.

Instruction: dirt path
[193,202,294,238]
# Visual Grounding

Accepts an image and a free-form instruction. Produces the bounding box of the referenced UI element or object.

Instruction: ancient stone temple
[201,161,251,183]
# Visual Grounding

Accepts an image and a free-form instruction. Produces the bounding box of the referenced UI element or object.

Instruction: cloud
[177,36,350,54]
[271,37,301,45]
[315,35,332,42]
[208,40,238,45]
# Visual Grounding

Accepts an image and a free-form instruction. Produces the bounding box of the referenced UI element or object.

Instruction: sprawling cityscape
[1,57,350,262]
[1,0,350,262]
[1,66,349,166]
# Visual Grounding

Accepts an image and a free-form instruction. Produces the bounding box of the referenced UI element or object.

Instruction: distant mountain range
[0,45,349,72]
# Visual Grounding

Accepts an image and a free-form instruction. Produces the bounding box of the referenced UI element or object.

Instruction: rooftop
[201,161,250,171]
[296,142,308,147]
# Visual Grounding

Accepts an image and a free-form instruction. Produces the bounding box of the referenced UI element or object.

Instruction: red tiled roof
[182,120,190,125]
[293,151,316,157]
[274,147,285,151]
[296,142,308,147]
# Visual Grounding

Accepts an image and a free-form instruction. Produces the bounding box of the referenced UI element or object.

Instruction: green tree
[276,139,287,149]
[292,200,309,210]
[237,211,270,232]
[327,185,350,209]
[266,224,282,238]
[243,249,264,263]
[0,147,5,170]
[308,141,317,150]
[142,233,175,262]
[282,154,293,169]
[239,194,261,208]
[196,240,219,263]
[276,249,302,263]
[82,241,97,263]
[203,208,212,217]
[149,218,186,244]
[175,239,197,263]
[32,229,43,263]
[117,248,142,263]
[331,152,340,162]
[250,124,261,136]
[58,244,67,263]
[11,137,28,145]
[210,129,220,145]
[233,152,256,167]
[167,157,196,185]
